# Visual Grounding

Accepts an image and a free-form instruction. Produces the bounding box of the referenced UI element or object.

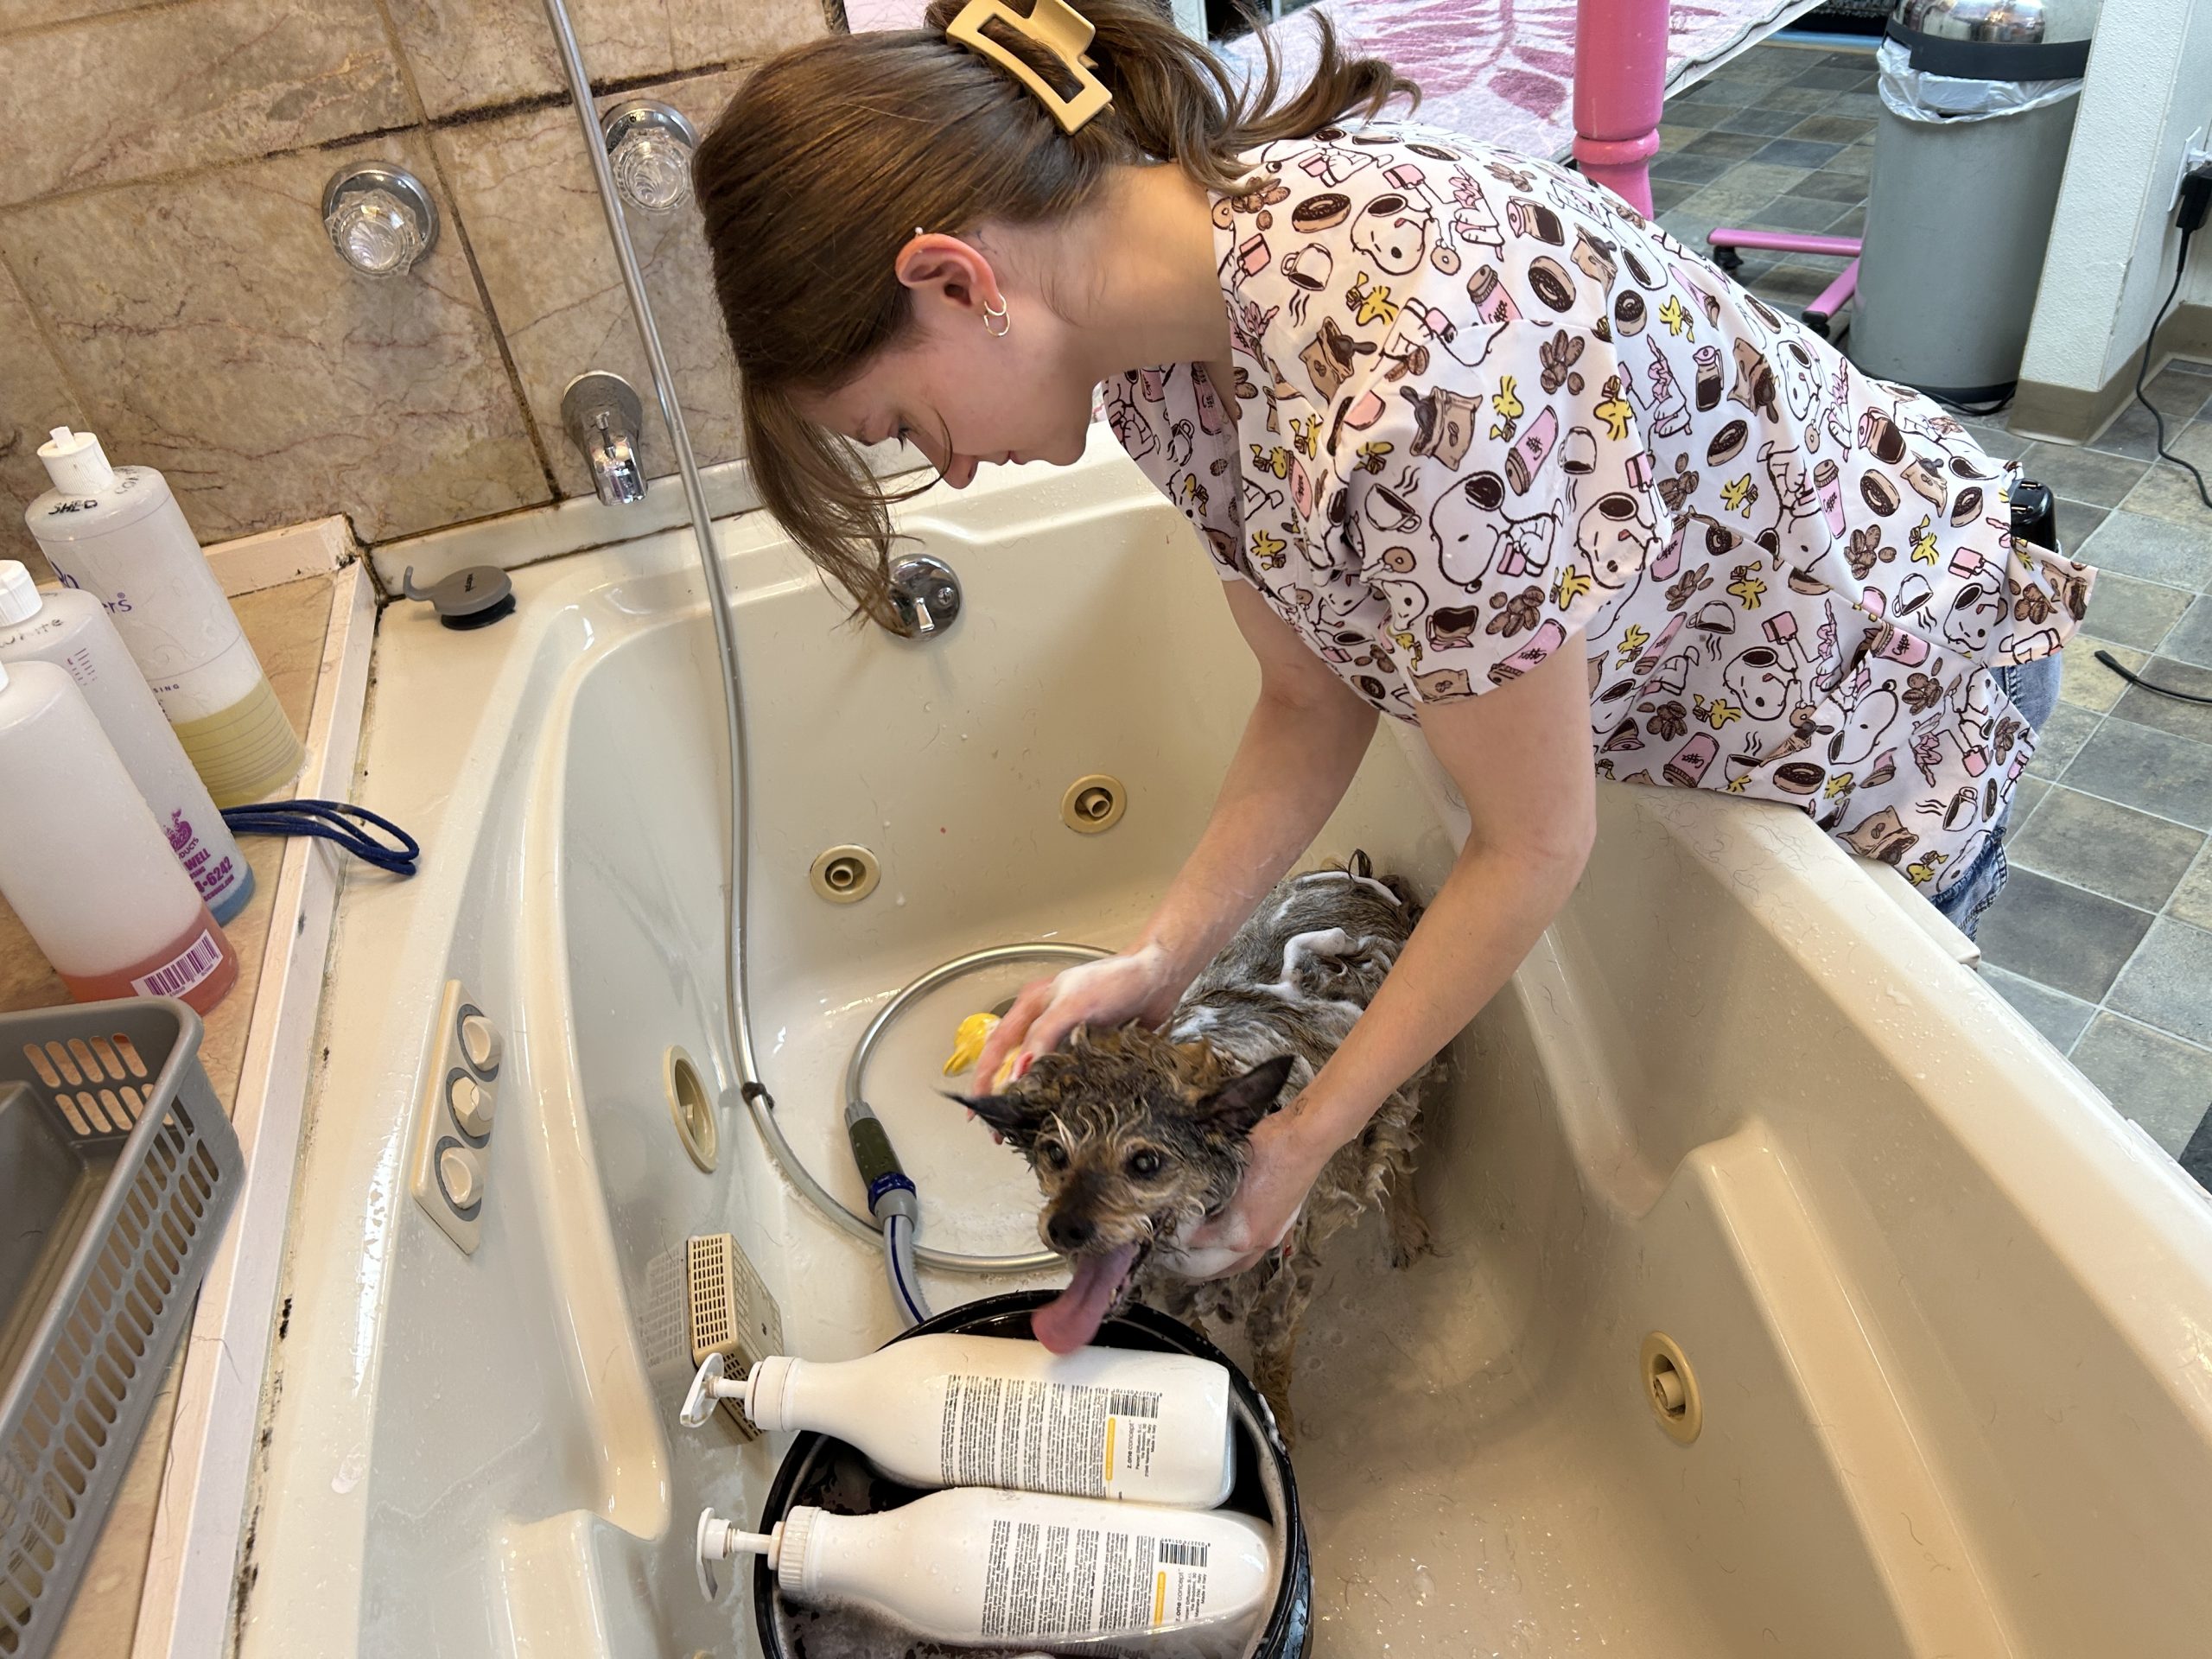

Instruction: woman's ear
[896,234,1004,322]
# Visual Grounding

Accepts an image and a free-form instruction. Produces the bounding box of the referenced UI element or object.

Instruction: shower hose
[541,0,1066,1323]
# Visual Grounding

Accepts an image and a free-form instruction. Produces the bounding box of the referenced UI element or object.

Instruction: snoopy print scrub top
[1103,125,2097,901]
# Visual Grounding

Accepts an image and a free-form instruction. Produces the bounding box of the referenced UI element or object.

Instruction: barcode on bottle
[1108,1389,1160,1420]
[131,930,223,998]
[1159,1540,1209,1567]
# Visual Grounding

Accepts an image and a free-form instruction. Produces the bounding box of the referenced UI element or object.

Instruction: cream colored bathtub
[239,432,2212,1658]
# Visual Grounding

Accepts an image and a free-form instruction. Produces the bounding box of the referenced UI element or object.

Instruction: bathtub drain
[1640,1331,1702,1445]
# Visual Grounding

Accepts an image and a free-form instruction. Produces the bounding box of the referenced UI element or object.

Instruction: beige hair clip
[945,0,1114,135]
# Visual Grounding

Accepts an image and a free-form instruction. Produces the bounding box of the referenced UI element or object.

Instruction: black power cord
[2095,650,2212,706]
[2131,162,2212,512]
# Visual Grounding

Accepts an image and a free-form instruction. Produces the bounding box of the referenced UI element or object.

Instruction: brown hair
[694,0,1415,621]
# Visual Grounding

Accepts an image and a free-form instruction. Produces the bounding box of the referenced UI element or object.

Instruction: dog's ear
[949,1091,1045,1145]
[1194,1055,1296,1138]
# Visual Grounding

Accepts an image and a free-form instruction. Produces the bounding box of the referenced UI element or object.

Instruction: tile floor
[1664,37,2212,1173]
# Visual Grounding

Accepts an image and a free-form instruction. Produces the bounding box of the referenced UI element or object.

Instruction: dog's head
[956,1025,1294,1353]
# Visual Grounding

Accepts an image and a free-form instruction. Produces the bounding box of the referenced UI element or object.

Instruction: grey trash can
[1852,0,2102,403]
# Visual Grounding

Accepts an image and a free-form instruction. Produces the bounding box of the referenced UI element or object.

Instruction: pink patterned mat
[842,0,1820,160]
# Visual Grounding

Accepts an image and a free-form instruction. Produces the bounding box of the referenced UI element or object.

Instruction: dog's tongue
[1033,1243,1141,1354]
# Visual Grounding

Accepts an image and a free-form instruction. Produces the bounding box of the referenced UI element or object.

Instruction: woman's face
[797,233,1098,488]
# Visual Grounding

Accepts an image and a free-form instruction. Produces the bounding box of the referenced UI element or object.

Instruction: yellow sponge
[943,1012,1021,1089]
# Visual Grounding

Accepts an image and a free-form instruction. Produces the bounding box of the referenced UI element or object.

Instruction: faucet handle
[887,554,961,639]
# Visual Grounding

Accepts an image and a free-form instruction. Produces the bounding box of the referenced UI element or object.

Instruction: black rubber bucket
[752,1291,1313,1658]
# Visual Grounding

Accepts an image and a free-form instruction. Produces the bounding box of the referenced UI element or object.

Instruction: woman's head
[694,0,1411,620]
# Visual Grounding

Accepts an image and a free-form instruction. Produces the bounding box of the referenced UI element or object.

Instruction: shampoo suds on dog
[739,1333,1237,1507]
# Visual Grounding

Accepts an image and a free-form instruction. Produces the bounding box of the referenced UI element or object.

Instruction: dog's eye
[1038,1140,1069,1169]
[1126,1148,1164,1179]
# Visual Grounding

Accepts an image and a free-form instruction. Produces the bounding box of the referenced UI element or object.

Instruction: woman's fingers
[969,976,1055,1096]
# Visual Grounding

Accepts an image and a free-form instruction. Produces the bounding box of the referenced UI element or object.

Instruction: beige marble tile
[386,0,826,119]
[435,68,747,499]
[0,132,551,544]
[0,258,81,579]
[0,0,410,208]
[0,0,161,35]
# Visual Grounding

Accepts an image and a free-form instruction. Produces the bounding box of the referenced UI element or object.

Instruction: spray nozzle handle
[679,1351,752,1429]
[696,1508,779,1601]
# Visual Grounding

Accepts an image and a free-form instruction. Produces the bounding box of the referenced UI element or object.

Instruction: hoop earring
[982,296,1010,338]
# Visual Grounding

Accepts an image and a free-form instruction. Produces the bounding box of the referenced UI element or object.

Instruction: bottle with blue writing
[26,428,302,807]
[0,561,253,923]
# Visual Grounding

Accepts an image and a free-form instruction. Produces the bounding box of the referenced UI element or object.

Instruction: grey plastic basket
[0,998,242,1659]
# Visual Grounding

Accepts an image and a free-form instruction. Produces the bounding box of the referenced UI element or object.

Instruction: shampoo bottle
[26,428,302,807]
[701,1486,1274,1650]
[0,562,253,923]
[691,1333,1237,1508]
[0,658,238,1014]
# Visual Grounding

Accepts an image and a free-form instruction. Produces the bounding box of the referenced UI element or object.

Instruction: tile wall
[0,0,830,575]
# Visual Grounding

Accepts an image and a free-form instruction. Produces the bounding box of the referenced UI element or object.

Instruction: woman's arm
[1185,631,1597,1269]
[972,582,1379,1083]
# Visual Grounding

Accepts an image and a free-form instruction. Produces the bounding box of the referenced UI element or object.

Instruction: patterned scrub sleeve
[1338,315,1669,706]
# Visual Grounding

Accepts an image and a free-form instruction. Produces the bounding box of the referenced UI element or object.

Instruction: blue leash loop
[220,798,422,876]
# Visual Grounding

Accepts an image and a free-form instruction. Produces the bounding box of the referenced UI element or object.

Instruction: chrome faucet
[561,371,647,505]
[887,555,961,638]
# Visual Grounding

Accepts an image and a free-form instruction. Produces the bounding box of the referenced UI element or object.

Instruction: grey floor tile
[1649,150,1737,185]
[1657,124,1708,150]
[2083,570,2192,651]
[1818,48,1878,67]
[1794,63,1873,89]
[2108,916,2212,1047]
[1696,74,1767,102]
[1648,177,1700,214]
[1827,91,1884,119]
[2110,656,2212,745]
[1750,261,1847,307]
[1980,963,2098,1052]
[1755,85,1836,113]
[1751,137,1845,169]
[2005,785,2205,912]
[1827,203,1868,239]
[2085,403,2186,464]
[1788,113,1875,144]
[1657,209,1724,251]
[2171,842,2212,930]
[2012,774,2051,824]
[2069,1013,2212,1154]
[2015,442,2152,510]
[2063,717,2212,830]
[2026,699,2102,778]
[1796,168,1874,203]
[1662,100,1731,131]
[1976,868,2156,1002]
[1683,128,1770,160]
[2076,510,2212,589]
[2165,595,2212,669]
[1715,107,1806,137]
[2144,365,2212,422]
[2056,500,2110,550]
[2059,635,2146,714]
[2114,425,2212,529]
[1745,194,1856,233]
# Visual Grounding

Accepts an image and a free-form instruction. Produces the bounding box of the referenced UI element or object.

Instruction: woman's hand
[1177,1113,1329,1279]
[969,944,1184,1097]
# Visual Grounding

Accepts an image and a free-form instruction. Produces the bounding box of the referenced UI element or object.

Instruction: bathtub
[240,431,2212,1657]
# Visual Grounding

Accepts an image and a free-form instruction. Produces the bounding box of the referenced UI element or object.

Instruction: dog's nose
[1047,1214,1095,1252]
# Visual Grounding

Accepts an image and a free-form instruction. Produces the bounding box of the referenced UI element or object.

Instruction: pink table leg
[1573,0,1671,216]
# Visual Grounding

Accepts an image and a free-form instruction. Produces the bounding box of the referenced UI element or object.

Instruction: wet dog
[958,855,1433,1440]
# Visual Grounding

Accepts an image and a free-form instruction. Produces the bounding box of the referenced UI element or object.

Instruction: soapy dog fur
[960,855,1433,1440]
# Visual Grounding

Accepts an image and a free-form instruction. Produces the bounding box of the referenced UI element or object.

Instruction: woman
[693,0,2091,1277]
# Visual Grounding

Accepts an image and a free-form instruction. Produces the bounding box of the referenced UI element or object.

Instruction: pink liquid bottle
[0,657,238,1014]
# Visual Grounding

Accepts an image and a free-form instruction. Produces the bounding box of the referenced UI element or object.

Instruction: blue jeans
[1929,656,2063,938]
